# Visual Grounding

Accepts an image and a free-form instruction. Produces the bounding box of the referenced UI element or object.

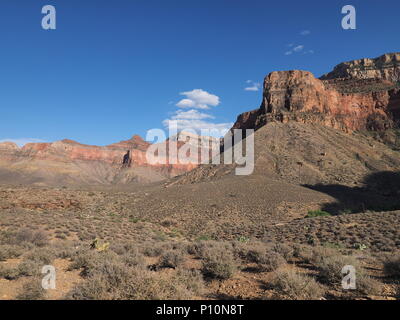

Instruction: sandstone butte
[0,52,399,178]
[233,52,400,133]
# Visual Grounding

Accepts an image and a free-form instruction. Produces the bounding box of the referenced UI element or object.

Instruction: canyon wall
[233,53,400,133]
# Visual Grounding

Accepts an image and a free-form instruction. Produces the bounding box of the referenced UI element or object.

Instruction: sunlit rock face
[233,53,400,133]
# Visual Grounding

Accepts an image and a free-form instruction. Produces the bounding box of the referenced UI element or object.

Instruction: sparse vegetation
[16,278,46,300]
[0,179,398,300]
[0,245,24,261]
[272,269,325,300]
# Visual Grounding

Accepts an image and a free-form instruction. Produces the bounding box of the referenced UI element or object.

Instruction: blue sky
[0,0,399,146]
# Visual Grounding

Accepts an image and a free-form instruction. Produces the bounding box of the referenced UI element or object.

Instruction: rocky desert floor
[0,177,399,300]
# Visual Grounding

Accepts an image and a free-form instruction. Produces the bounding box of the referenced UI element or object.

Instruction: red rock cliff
[233,53,400,133]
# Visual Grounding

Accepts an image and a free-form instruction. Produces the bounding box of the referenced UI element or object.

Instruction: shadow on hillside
[303,171,400,215]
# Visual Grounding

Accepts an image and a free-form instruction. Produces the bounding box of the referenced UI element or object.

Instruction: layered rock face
[0,131,223,185]
[233,53,400,133]
[320,53,400,82]
[0,136,147,167]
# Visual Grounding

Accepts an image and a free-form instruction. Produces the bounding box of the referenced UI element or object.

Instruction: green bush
[307,210,332,218]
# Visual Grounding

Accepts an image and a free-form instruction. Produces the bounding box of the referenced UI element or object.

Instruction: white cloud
[176,89,220,110]
[163,119,232,136]
[293,45,304,52]
[176,98,196,108]
[300,30,311,36]
[172,109,214,120]
[0,138,46,147]
[165,89,231,137]
[244,81,261,92]
[284,44,314,56]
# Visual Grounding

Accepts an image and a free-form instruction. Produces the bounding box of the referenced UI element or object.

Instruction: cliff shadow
[303,171,400,215]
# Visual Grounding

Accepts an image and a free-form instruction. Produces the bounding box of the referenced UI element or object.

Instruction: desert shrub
[316,254,360,285]
[110,241,142,256]
[355,274,382,296]
[247,248,286,272]
[56,247,76,259]
[232,241,263,259]
[86,259,134,288]
[67,276,109,300]
[16,278,45,300]
[68,249,120,277]
[0,265,20,280]
[0,245,24,261]
[309,246,341,265]
[14,229,48,247]
[307,210,332,218]
[201,246,237,280]
[141,242,164,257]
[50,241,76,259]
[236,242,286,272]
[0,257,43,280]
[66,276,109,300]
[272,269,325,300]
[67,264,196,300]
[68,249,96,271]
[186,242,202,256]
[258,251,286,272]
[188,241,233,259]
[121,250,146,268]
[294,245,340,266]
[24,247,56,265]
[159,250,185,269]
[383,255,400,278]
[17,259,43,277]
[270,243,294,260]
[293,244,311,259]
[174,268,205,296]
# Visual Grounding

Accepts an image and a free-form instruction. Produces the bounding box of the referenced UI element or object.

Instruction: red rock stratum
[233,52,400,133]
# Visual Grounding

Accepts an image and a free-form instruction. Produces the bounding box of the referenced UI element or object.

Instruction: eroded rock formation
[233,53,400,133]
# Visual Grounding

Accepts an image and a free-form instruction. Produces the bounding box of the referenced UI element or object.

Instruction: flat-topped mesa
[233,53,400,133]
